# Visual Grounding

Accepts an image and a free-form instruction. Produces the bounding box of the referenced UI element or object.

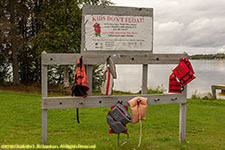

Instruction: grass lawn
[0,90,225,149]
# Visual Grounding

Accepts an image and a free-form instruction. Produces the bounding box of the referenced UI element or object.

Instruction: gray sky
[111,0,225,54]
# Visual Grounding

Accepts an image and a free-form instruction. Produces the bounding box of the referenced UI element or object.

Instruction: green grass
[1,90,225,150]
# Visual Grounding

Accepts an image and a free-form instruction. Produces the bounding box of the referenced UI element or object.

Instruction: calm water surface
[114,60,225,98]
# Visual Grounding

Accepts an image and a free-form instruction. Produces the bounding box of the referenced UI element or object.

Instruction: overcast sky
[111,0,225,54]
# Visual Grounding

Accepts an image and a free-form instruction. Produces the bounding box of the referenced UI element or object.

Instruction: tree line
[0,0,111,89]
[189,53,225,59]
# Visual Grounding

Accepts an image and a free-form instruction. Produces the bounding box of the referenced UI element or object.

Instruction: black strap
[71,90,80,124]
[170,84,181,87]
[72,57,83,124]
[170,78,177,81]
[170,89,182,92]
[76,57,83,69]
[76,108,80,124]
[170,85,184,92]
[77,75,83,79]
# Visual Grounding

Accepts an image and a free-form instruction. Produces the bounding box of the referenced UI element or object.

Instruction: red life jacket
[169,73,183,93]
[182,57,195,74]
[72,57,89,98]
[172,57,196,86]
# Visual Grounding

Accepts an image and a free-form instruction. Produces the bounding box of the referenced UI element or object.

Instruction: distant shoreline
[189,53,225,59]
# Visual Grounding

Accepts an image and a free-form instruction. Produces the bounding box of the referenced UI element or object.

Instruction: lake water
[114,59,225,98]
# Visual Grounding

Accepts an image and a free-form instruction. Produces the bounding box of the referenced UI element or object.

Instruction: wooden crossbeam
[41,51,187,65]
[42,93,186,109]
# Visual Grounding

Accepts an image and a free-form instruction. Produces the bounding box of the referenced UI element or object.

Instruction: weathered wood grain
[87,65,93,96]
[179,103,186,142]
[42,93,186,109]
[179,87,187,142]
[41,52,187,65]
[41,56,48,145]
[142,64,148,94]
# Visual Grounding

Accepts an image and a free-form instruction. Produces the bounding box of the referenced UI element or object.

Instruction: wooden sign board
[81,5,153,53]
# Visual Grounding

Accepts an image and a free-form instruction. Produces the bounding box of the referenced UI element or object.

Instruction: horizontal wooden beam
[211,85,225,90]
[42,93,186,109]
[41,52,187,65]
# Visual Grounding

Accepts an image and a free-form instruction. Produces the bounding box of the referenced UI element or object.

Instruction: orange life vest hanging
[168,73,183,93]
[172,57,196,86]
[72,57,89,98]
[127,97,148,124]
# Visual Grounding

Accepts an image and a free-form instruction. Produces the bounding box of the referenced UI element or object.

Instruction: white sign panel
[84,15,153,51]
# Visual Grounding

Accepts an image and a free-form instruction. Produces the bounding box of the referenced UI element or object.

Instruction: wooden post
[42,109,48,145]
[41,52,48,145]
[142,64,148,94]
[179,86,187,142]
[211,85,216,99]
[87,65,93,96]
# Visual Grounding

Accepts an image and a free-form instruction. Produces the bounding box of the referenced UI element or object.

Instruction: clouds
[112,0,225,54]
[185,18,225,47]
[154,21,185,46]
[155,17,225,48]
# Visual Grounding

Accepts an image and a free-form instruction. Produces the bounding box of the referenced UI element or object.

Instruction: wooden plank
[41,109,48,145]
[87,65,93,96]
[41,52,48,98]
[212,85,225,90]
[179,103,186,143]
[215,84,225,88]
[41,52,48,145]
[41,53,187,65]
[42,93,186,109]
[142,64,148,94]
[179,86,187,143]
[211,85,216,99]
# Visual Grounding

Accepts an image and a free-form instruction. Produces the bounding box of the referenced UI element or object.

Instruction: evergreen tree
[0,0,40,84]
[32,0,112,88]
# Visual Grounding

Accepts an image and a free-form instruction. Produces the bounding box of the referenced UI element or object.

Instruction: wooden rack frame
[41,51,187,145]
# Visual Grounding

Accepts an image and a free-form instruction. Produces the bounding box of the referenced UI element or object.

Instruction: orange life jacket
[172,57,196,86]
[128,97,148,123]
[168,73,183,93]
[72,57,89,98]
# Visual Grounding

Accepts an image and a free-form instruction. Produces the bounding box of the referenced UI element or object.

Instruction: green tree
[0,0,21,84]
[0,0,40,84]
[32,0,112,89]
[32,0,82,86]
